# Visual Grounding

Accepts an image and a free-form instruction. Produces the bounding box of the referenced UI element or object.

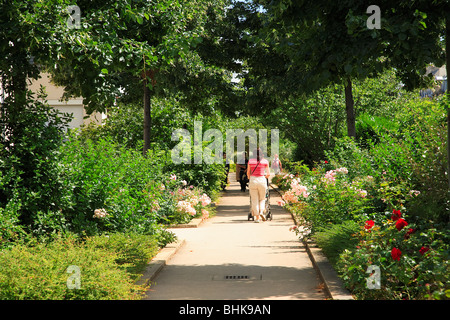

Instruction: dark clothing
[239,159,248,191]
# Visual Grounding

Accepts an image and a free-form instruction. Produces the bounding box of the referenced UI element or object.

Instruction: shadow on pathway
[143,174,326,300]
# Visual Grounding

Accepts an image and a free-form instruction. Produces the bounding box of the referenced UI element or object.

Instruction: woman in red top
[246,148,270,222]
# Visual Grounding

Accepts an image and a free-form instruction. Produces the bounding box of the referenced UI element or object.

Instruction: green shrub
[0,89,72,232]
[312,220,360,266]
[0,192,27,250]
[56,133,219,237]
[325,137,373,179]
[85,232,160,280]
[58,135,166,237]
[0,232,162,300]
[355,113,399,148]
[0,233,156,300]
[165,162,225,199]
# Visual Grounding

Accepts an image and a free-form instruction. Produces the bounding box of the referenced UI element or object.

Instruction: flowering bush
[276,159,449,300]
[337,210,450,300]
[277,166,373,233]
[152,174,213,225]
[54,135,216,241]
[275,97,449,300]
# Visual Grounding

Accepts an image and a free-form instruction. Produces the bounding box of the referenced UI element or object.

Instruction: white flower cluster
[93,208,108,219]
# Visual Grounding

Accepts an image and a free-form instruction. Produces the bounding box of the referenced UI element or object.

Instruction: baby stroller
[248,178,272,221]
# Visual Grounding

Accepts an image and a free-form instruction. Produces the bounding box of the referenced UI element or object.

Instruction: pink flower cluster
[323,167,348,183]
[176,200,196,216]
[324,170,336,183]
[282,190,299,204]
[351,187,368,198]
[200,193,211,206]
[189,195,199,206]
[290,179,309,198]
[201,209,209,219]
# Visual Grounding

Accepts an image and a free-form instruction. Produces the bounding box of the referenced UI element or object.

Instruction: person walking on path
[247,148,270,223]
[235,151,248,192]
[222,152,230,190]
[272,154,282,175]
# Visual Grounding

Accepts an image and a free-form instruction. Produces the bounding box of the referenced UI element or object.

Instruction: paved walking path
[143,175,326,300]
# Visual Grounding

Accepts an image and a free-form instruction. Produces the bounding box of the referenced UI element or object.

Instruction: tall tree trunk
[446,15,450,189]
[143,79,151,156]
[344,77,356,138]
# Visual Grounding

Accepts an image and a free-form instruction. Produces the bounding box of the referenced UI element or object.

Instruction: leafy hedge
[1,133,222,248]
[58,135,167,237]
[0,233,158,300]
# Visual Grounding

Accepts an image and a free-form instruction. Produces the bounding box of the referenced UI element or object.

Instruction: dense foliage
[0,90,224,300]
[1,0,449,301]
[273,92,449,300]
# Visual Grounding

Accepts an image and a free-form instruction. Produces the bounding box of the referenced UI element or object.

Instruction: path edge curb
[270,182,354,300]
[136,239,186,287]
[169,218,203,228]
[302,238,354,300]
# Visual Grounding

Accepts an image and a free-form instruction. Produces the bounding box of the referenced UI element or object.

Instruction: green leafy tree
[1,0,74,228]
[238,1,445,137]
[41,0,230,154]
[0,0,230,155]
[233,0,448,186]
[344,0,448,187]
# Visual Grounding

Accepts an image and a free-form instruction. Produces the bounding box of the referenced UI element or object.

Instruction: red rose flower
[419,246,430,255]
[364,220,375,230]
[404,228,416,239]
[391,209,401,221]
[391,247,402,261]
[395,218,408,231]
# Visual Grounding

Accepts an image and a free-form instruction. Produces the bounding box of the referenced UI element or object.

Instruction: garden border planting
[136,239,186,288]
[270,182,354,300]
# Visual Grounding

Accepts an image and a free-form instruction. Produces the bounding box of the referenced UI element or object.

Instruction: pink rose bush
[275,164,371,233]
[151,173,214,225]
